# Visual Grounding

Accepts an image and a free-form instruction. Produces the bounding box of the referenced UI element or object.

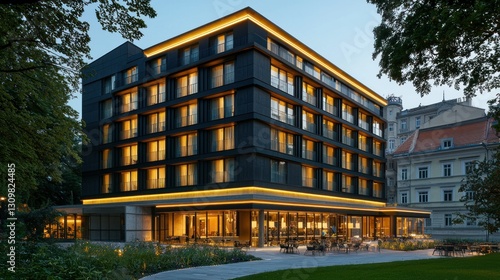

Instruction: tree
[0,1,156,204]
[456,150,500,240]
[368,0,499,97]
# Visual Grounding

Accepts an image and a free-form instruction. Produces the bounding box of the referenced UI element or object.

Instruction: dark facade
[77,8,429,245]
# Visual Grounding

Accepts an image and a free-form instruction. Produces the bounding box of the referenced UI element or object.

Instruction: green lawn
[234,253,500,280]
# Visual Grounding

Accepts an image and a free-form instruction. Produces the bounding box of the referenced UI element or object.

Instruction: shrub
[379,239,435,251]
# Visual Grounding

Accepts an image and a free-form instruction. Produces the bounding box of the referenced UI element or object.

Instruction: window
[441,138,453,149]
[181,44,199,65]
[295,55,303,69]
[444,214,452,226]
[124,66,138,84]
[101,99,113,119]
[271,160,286,183]
[120,91,138,113]
[342,175,354,193]
[213,32,233,54]
[267,38,296,65]
[401,119,407,131]
[401,168,408,180]
[176,103,198,127]
[150,57,166,75]
[271,97,295,125]
[400,137,407,144]
[211,158,234,183]
[147,82,166,105]
[102,149,112,169]
[373,161,383,177]
[120,118,138,139]
[302,82,316,106]
[301,138,316,161]
[148,112,166,133]
[342,150,354,170]
[321,72,336,88]
[302,166,316,187]
[418,167,428,179]
[270,65,294,95]
[464,160,476,174]
[443,190,453,202]
[373,182,383,198]
[323,145,336,165]
[102,174,112,193]
[147,140,166,162]
[443,163,452,177]
[401,192,408,204]
[304,61,320,79]
[388,123,394,132]
[415,117,421,129]
[466,217,476,226]
[177,163,197,186]
[176,133,197,157]
[465,191,475,201]
[388,139,395,150]
[121,145,138,166]
[270,128,294,155]
[302,110,316,133]
[342,127,354,146]
[323,170,336,191]
[210,94,234,120]
[372,119,382,137]
[147,167,165,189]
[373,140,383,156]
[210,126,234,152]
[342,103,354,123]
[358,156,369,174]
[418,191,428,203]
[211,62,234,88]
[120,170,138,191]
[102,124,113,144]
[322,94,337,115]
[359,179,369,195]
[176,72,198,97]
[322,119,337,140]
[358,112,369,130]
[103,75,115,94]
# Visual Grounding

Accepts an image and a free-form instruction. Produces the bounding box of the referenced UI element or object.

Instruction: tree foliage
[0,0,156,204]
[457,150,500,238]
[368,0,499,97]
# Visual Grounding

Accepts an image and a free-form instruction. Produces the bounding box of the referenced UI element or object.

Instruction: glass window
[147,82,166,105]
[271,160,286,184]
[373,182,383,198]
[120,170,138,191]
[444,214,452,226]
[418,167,428,179]
[270,128,294,155]
[342,127,354,146]
[415,116,421,129]
[177,163,197,186]
[150,57,166,75]
[418,191,428,203]
[359,179,369,195]
[401,192,408,204]
[401,119,407,130]
[124,66,138,84]
[373,140,383,156]
[342,175,354,193]
[302,166,316,188]
[120,118,138,140]
[102,124,112,144]
[147,140,166,162]
[176,71,198,97]
[322,94,336,115]
[271,97,295,125]
[342,103,354,123]
[323,145,336,165]
[147,167,165,189]
[302,110,316,133]
[214,32,233,53]
[102,174,112,193]
[301,138,316,161]
[102,149,112,169]
[443,190,453,202]
[211,158,234,183]
[211,62,234,88]
[270,65,294,95]
[441,138,453,149]
[443,163,452,177]
[401,168,408,180]
[323,170,336,191]
[176,133,198,157]
[372,119,383,137]
[302,82,316,106]
[359,134,369,151]
[358,112,369,131]
[103,75,115,94]
[101,99,113,119]
[148,111,166,134]
[121,145,138,166]
[120,91,138,113]
[342,151,354,170]
[181,44,199,65]
[176,103,198,127]
[210,94,234,120]
[322,119,337,140]
[210,126,235,152]
[358,156,369,174]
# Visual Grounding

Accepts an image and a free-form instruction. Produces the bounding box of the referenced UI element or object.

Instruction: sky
[70,0,496,117]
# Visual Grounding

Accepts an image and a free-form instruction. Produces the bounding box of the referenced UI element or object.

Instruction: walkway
[141,247,442,280]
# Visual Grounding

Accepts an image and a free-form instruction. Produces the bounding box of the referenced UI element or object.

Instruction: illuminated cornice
[82,186,386,208]
[143,8,387,107]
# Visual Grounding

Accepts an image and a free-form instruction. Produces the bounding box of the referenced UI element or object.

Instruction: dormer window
[441,138,453,149]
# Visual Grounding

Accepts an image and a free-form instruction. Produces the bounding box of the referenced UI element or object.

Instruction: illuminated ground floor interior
[47,208,426,247]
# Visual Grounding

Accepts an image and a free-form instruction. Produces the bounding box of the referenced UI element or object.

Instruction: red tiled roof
[393,117,499,155]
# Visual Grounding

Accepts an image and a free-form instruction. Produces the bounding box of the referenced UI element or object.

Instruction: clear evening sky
[70,0,496,117]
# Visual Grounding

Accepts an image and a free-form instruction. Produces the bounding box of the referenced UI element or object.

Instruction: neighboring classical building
[392,117,500,240]
[52,8,429,244]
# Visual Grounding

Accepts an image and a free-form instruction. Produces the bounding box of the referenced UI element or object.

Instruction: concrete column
[258,209,265,248]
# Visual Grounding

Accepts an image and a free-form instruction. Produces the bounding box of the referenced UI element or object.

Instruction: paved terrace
[142,247,445,280]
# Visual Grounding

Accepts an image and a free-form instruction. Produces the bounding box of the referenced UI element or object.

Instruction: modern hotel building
[64,8,429,246]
